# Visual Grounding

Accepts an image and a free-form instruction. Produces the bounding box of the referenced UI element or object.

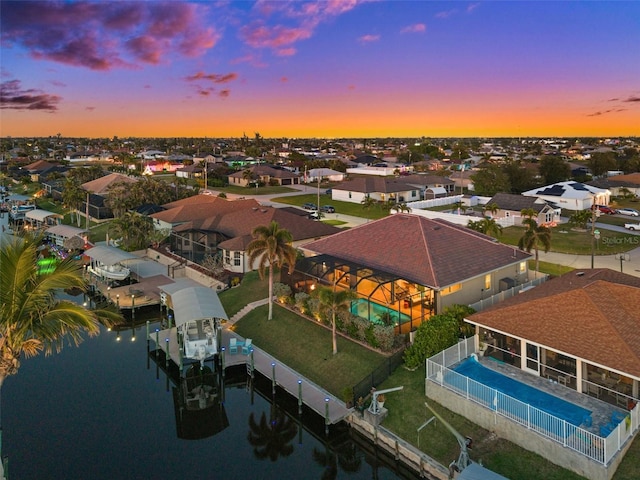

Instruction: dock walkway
[148,297,351,424]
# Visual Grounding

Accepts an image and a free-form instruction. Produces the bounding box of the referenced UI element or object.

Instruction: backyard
[216,274,640,480]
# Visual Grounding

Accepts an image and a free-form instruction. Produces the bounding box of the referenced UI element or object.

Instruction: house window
[411,190,417,197]
[505,211,510,217]
[225,250,230,265]
[441,283,462,296]
[234,251,241,267]
[348,192,352,198]
[183,239,190,246]
[484,274,491,290]
[518,261,526,274]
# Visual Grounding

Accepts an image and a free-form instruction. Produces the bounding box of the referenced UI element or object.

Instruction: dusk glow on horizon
[1,1,639,138]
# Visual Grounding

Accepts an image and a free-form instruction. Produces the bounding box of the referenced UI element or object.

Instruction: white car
[617,208,640,217]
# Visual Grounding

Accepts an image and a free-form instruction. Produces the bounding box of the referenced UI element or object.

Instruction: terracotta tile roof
[25,160,55,172]
[302,214,531,288]
[467,269,640,378]
[152,197,260,224]
[214,206,340,241]
[81,173,138,195]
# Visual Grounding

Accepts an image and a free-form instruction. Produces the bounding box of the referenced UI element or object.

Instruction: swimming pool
[450,356,591,427]
[350,298,411,326]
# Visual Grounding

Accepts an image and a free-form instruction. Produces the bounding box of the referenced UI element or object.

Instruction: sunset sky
[1,1,639,139]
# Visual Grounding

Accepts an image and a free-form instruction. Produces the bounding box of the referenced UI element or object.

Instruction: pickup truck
[625,222,640,231]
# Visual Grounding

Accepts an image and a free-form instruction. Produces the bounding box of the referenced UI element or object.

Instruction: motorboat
[165,286,229,365]
[88,262,131,280]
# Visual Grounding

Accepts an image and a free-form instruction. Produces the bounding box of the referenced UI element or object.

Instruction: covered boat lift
[84,244,139,281]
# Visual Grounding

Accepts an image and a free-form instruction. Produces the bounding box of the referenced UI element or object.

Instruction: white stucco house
[522,182,611,211]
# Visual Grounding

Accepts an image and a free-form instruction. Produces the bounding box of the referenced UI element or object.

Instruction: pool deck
[475,355,627,435]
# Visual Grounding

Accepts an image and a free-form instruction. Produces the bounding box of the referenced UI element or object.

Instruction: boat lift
[368,386,404,415]
[424,402,472,478]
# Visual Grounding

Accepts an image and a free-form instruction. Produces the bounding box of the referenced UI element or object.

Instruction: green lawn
[529,260,574,277]
[500,225,636,255]
[218,271,270,317]
[377,367,587,480]
[231,303,385,397]
[271,193,389,220]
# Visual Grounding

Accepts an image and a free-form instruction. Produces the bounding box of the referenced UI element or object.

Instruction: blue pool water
[452,357,591,427]
[351,299,411,325]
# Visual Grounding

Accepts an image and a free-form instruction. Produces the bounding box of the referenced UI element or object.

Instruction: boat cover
[171,287,228,326]
[84,245,139,266]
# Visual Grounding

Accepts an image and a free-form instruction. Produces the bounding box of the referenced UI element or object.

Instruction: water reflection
[2,291,415,480]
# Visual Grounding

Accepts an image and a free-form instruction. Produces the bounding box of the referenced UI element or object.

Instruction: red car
[593,205,616,215]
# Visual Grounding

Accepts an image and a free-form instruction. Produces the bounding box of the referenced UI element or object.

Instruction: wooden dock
[148,325,351,425]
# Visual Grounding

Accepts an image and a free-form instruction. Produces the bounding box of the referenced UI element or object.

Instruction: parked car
[617,208,640,217]
[301,203,317,211]
[320,205,335,213]
[593,205,616,215]
[624,222,640,231]
[307,211,321,220]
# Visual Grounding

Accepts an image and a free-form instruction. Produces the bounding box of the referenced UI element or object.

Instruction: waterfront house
[465,268,640,409]
[291,214,532,333]
[522,181,611,211]
[487,192,561,227]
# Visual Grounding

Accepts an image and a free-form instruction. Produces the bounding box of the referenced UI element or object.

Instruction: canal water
[2,295,417,479]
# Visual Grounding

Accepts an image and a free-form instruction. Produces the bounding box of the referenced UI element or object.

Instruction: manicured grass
[500,225,636,255]
[218,270,270,317]
[271,193,389,220]
[529,260,574,277]
[377,366,586,480]
[232,304,385,397]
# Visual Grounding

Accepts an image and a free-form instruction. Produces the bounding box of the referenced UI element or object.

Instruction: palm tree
[314,286,356,355]
[518,218,552,275]
[246,221,297,321]
[360,195,377,218]
[109,212,154,251]
[0,234,122,388]
[395,203,411,213]
[520,207,537,221]
[482,202,499,217]
[247,407,297,462]
[467,217,503,238]
[62,178,85,226]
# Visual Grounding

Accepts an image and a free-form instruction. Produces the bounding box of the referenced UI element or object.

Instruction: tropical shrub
[294,292,310,313]
[273,282,292,304]
[403,309,461,369]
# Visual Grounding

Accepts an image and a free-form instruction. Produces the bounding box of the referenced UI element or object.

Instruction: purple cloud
[241,0,366,56]
[185,71,238,99]
[0,1,218,71]
[401,23,426,34]
[186,72,238,84]
[623,96,640,103]
[358,34,380,44]
[0,79,62,112]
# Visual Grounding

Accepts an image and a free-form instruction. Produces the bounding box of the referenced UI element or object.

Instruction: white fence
[468,275,548,312]
[426,338,639,466]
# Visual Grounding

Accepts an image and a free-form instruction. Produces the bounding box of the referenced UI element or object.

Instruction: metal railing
[468,275,548,312]
[425,339,640,466]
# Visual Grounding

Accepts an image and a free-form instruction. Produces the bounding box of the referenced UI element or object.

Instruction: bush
[273,282,292,304]
[403,310,461,369]
[294,292,310,313]
[373,324,395,351]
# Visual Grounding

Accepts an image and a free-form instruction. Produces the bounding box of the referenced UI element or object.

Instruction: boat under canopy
[84,244,138,280]
[170,286,229,364]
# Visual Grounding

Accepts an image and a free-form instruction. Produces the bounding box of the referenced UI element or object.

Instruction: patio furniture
[586,382,600,398]
[242,338,252,355]
[229,338,238,354]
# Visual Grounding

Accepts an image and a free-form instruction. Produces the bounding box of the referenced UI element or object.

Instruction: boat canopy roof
[171,287,229,326]
[84,245,139,266]
[46,224,88,239]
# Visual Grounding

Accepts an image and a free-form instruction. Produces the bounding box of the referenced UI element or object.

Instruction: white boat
[170,286,229,364]
[88,263,131,280]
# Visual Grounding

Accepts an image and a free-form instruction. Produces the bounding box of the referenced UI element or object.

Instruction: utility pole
[590,206,601,269]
